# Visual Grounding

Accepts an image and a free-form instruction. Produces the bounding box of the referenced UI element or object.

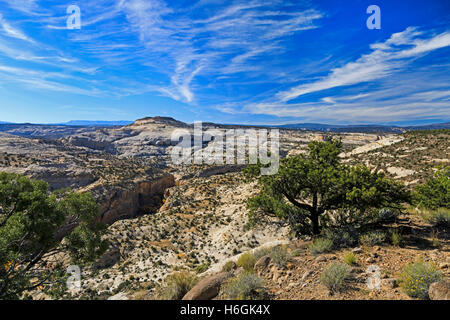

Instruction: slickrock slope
[61,117,190,160]
[343,130,449,186]
[0,133,96,189]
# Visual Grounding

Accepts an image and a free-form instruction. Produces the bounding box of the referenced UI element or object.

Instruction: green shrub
[359,231,386,247]
[343,251,357,266]
[320,263,352,293]
[414,167,449,210]
[377,208,398,223]
[323,227,358,249]
[194,263,210,274]
[222,261,237,272]
[223,272,266,300]
[400,260,443,299]
[390,230,403,247]
[253,247,273,260]
[269,246,292,268]
[425,208,450,228]
[156,271,198,300]
[308,238,333,254]
[236,253,257,272]
[254,245,292,268]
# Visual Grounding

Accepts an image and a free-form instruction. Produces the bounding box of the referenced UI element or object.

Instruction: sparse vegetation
[194,263,210,274]
[223,272,266,300]
[253,245,291,268]
[309,238,333,254]
[390,230,403,247]
[323,227,358,249]
[424,208,450,228]
[320,263,352,293]
[222,261,237,272]
[359,231,386,247]
[236,253,257,272]
[343,251,357,266]
[1,123,448,301]
[377,207,398,223]
[269,246,291,268]
[399,260,443,299]
[156,271,198,300]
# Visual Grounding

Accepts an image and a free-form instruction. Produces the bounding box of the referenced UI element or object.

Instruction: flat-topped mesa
[130,116,189,128]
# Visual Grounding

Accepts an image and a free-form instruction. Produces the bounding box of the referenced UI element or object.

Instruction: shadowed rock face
[98,175,176,225]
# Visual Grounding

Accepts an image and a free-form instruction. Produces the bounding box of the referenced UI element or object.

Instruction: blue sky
[0,0,449,125]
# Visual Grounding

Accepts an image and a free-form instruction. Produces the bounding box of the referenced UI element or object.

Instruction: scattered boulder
[429,281,450,300]
[352,247,362,253]
[315,255,327,262]
[182,272,232,300]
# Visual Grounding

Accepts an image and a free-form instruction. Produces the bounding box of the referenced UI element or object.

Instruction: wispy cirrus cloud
[0,0,39,14]
[0,13,35,42]
[0,0,448,125]
[210,27,450,124]
[277,27,450,102]
[0,0,323,102]
[113,0,323,102]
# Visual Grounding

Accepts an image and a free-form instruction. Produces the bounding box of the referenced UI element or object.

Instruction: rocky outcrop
[66,136,117,153]
[254,255,271,274]
[182,165,245,180]
[182,272,232,300]
[429,281,450,300]
[98,174,175,224]
[25,164,97,190]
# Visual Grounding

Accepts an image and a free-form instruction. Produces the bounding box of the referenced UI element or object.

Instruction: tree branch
[282,191,313,212]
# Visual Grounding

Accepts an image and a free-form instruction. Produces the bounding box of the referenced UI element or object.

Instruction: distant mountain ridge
[58,120,134,126]
[0,117,449,134]
[273,122,450,132]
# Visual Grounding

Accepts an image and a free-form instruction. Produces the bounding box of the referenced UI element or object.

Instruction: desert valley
[0,117,448,300]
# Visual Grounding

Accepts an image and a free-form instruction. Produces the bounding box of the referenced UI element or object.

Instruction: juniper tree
[414,166,449,209]
[245,140,410,235]
[0,173,108,299]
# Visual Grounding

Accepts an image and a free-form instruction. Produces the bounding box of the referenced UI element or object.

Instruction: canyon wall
[98,174,175,225]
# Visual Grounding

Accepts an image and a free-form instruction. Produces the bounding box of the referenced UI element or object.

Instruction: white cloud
[116,0,323,103]
[0,0,39,14]
[277,27,450,102]
[0,13,35,43]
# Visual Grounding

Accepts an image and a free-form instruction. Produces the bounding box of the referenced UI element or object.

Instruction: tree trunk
[311,192,320,234]
[311,211,320,235]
